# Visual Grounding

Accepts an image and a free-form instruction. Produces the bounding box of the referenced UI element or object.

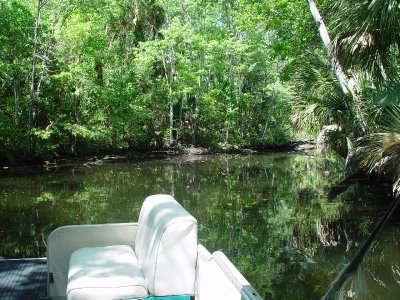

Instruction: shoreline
[0,141,316,170]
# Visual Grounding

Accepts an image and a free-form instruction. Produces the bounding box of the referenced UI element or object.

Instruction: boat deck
[0,258,47,300]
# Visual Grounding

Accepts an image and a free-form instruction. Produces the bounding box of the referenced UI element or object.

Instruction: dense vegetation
[1,0,308,162]
[296,0,400,192]
[1,0,400,188]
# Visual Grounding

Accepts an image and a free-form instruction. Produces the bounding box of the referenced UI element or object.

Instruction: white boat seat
[66,195,198,300]
[67,245,147,300]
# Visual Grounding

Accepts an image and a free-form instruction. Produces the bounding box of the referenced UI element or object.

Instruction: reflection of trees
[316,219,343,247]
[178,154,348,299]
[0,154,396,299]
[332,228,400,300]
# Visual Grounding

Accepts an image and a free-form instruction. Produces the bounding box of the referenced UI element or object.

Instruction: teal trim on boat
[145,296,190,300]
[127,296,191,300]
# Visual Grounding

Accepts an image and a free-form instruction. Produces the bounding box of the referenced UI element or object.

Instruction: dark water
[0,153,399,299]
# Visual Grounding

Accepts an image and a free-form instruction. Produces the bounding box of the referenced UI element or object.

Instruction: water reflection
[0,153,398,299]
[332,227,400,300]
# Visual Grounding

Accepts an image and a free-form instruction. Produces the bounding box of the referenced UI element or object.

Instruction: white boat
[47,194,263,300]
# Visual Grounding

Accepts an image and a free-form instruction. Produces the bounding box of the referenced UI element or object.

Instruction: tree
[1,0,298,161]
[330,0,400,85]
[28,0,47,154]
[306,0,349,94]
[0,0,34,161]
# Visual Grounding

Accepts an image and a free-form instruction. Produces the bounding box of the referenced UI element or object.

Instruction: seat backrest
[135,194,198,296]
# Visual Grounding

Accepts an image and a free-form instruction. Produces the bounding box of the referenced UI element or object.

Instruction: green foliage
[329,0,400,84]
[0,0,34,159]
[293,0,400,176]
[292,52,349,134]
[2,0,398,167]
[0,0,298,161]
[348,107,400,183]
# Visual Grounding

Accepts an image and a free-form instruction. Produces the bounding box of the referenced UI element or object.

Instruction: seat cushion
[67,245,148,300]
[135,195,197,296]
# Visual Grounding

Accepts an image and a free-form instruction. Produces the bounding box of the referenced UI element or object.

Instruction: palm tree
[302,1,400,158]
[304,3,400,296]
[329,0,400,85]
[347,105,400,193]
[292,52,352,133]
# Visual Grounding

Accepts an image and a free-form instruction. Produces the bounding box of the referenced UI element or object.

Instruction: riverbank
[0,141,316,169]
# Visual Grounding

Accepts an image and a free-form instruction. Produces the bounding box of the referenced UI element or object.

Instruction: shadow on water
[0,153,399,299]
[322,196,400,299]
[323,223,400,300]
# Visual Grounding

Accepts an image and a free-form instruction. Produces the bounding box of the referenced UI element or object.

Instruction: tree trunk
[226,53,235,144]
[28,0,46,154]
[161,50,174,145]
[35,10,59,99]
[237,65,243,139]
[95,61,104,85]
[188,42,204,145]
[262,90,276,140]
[306,0,349,95]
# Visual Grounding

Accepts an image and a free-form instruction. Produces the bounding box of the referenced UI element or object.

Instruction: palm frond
[349,107,400,182]
[292,51,357,134]
[329,0,400,84]
[369,81,400,123]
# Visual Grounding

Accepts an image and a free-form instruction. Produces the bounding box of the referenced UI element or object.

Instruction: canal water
[0,153,399,299]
